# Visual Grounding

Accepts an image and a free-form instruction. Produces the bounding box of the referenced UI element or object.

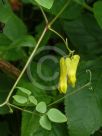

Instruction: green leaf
[21,112,40,136]
[0,2,27,43]
[34,0,54,9]
[49,0,82,20]
[29,96,38,105]
[21,108,68,136]
[73,0,84,4]
[36,101,47,113]
[65,58,102,136]
[21,112,68,136]
[63,13,102,57]
[93,1,102,29]
[10,35,36,48]
[3,15,27,41]
[0,34,11,50]
[0,48,26,61]
[16,87,32,96]
[33,124,68,136]
[0,1,12,23]
[47,108,67,123]
[40,115,52,130]
[18,78,52,103]
[13,95,28,104]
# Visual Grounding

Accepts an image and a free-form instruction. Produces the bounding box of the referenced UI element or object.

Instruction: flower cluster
[58,55,80,94]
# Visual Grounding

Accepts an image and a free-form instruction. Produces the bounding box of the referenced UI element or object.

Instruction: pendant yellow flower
[66,55,80,87]
[58,57,67,94]
[58,55,80,93]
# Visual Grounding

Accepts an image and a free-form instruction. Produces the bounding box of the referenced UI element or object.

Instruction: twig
[0,27,47,107]
[0,59,20,78]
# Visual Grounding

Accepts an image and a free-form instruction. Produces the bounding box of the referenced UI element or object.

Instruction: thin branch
[0,27,47,107]
[49,27,67,47]
[48,82,91,107]
[7,103,33,114]
[73,0,93,12]
[39,5,48,24]
[49,0,71,26]
[48,69,92,107]
[49,27,73,53]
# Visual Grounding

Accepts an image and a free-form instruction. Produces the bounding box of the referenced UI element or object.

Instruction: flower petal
[58,57,68,93]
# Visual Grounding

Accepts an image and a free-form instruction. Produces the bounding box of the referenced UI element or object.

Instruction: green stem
[49,27,72,53]
[82,3,93,12]
[73,0,93,12]
[49,28,66,44]
[49,0,71,26]
[0,27,47,107]
[86,69,92,83]
[39,5,48,24]
[48,69,92,106]
[35,1,48,24]
[7,103,33,114]
[48,82,91,107]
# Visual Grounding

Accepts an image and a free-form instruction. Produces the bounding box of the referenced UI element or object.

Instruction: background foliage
[0,0,102,136]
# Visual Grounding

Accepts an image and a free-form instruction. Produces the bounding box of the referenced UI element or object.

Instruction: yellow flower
[58,55,80,94]
[65,55,80,87]
[58,57,68,94]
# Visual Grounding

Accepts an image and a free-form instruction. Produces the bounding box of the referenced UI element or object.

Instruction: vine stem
[73,0,93,12]
[48,69,92,107]
[82,3,93,12]
[48,82,91,107]
[0,0,71,108]
[49,27,72,53]
[7,103,33,114]
[39,5,48,24]
[37,0,73,53]
[0,27,47,107]
[49,0,71,26]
